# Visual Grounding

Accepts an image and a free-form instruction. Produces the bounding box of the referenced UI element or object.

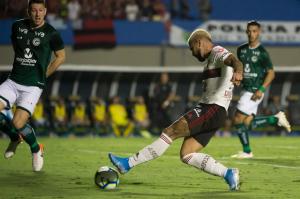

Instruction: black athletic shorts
[183,103,227,147]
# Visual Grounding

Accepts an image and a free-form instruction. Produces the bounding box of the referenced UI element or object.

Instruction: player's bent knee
[12,120,26,130]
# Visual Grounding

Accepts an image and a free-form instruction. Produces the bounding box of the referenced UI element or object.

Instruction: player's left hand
[251,90,263,101]
[231,72,243,86]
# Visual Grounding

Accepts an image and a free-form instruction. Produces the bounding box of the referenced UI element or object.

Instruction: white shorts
[236,90,264,115]
[0,79,43,115]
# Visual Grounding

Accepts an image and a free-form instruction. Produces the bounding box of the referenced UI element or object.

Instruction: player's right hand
[231,72,243,86]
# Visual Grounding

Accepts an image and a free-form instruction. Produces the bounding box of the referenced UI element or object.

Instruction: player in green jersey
[231,21,291,159]
[0,0,65,171]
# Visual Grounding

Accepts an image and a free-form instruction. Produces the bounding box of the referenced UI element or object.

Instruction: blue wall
[210,0,300,21]
[114,21,167,45]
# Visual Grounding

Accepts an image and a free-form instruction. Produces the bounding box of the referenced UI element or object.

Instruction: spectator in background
[58,0,68,20]
[0,0,7,18]
[113,0,126,19]
[170,0,180,19]
[179,0,190,19]
[139,0,153,21]
[91,97,109,136]
[52,97,69,136]
[132,96,152,138]
[125,0,139,21]
[198,0,212,21]
[31,98,49,136]
[67,0,81,28]
[99,0,112,19]
[80,0,92,19]
[5,0,27,18]
[152,73,174,132]
[108,96,134,137]
[152,0,170,22]
[70,100,90,136]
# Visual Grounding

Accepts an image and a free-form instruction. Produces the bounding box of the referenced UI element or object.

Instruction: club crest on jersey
[32,38,41,46]
[251,56,258,63]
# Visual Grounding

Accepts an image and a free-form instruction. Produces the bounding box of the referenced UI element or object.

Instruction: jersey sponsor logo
[244,64,251,73]
[19,27,28,34]
[244,73,258,78]
[32,38,41,46]
[24,48,33,58]
[251,56,258,63]
[35,31,45,37]
[15,48,37,66]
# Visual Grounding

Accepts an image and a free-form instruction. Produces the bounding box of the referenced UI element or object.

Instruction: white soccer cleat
[231,151,253,159]
[32,144,44,172]
[4,140,22,159]
[275,111,291,133]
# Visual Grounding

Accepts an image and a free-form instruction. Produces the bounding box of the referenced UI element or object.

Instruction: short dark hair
[247,20,261,28]
[28,0,46,8]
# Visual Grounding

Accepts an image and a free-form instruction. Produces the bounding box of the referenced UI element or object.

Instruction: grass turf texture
[0,136,300,199]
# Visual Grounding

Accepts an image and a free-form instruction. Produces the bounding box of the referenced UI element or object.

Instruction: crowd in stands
[0,0,212,22]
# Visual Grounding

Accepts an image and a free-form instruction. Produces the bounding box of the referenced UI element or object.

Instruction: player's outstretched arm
[224,54,243,86]
[46,49,66,78]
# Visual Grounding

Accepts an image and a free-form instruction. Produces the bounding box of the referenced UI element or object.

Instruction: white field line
[76,149,300,170]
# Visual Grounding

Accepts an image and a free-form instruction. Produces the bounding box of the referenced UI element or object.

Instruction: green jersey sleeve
[262,50,273,70]
[50,31,64,51]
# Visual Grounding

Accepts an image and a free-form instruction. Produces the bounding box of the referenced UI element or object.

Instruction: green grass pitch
[0,136,300,199]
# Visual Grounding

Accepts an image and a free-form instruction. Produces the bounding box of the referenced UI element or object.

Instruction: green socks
[0,112,20,141]
[234,123,251,153]
[16,124,40,153]
[251,115,278,129]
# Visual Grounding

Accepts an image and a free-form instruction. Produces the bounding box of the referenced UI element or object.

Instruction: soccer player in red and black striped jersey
[109,29,243,191]
[0,0,65,171]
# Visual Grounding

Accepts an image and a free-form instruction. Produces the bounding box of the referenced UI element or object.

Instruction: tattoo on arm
[224,54,243,73]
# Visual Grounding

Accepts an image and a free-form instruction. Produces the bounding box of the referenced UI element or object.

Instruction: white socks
[129,133,172,167]
[182,153,227,177]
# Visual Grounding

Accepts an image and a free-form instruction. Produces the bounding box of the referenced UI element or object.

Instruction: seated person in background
[132,96,152,138]
[52,97,68,136]
[90,97,109,136]
[70,99,90,136]
[31,98,49,136]
[108,96,134,137]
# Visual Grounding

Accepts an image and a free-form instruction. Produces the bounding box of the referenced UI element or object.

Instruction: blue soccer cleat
[224,168,240,191]
[108,153,131,174]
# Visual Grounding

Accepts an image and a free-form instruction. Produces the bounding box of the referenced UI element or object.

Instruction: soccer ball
[94,166,119,190]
